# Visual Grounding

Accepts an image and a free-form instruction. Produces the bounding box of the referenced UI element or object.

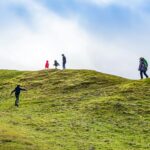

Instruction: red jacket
[45,61,49,69]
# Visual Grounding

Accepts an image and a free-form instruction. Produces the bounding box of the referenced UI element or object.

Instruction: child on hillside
[53,60,60,69]
[45,60,49,69]
[11,85,27,107]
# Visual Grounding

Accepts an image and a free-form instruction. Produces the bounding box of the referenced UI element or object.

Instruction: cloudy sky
[0,0,150,79]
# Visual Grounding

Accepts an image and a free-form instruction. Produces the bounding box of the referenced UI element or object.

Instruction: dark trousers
[15,94,20,106]
[140,71,149,79]
[63,63,66,69]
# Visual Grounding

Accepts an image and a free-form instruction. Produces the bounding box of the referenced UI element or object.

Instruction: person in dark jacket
[62,54,66,69]
[11,85,27,107]
[138,57,149,79]
[53,60,60,69]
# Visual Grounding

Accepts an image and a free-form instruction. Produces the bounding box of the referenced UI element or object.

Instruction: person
[53,60,60,69]
[11,85,27,107]
[62,54,66,69]
[138,57,149,79]
[45,60,49,69]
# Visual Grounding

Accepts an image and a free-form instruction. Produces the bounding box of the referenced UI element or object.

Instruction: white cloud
[0,0,93,70]
[0,0,150,79]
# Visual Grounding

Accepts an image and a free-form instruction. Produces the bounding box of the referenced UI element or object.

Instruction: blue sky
[0,0,150,79]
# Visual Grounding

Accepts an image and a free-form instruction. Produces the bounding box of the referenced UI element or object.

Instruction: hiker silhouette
[62,54,66,69]
[45,60,49,69]
[53,60,60,69]
[11,85,27,107]
[138,57,149,79]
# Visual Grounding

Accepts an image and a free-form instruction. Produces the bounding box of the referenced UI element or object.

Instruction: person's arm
[138,61,141,71]
[138,61,142,71]
[10,89,15,95]
[20,88,27,91]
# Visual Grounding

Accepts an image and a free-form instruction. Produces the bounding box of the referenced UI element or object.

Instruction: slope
[0,69,150,150]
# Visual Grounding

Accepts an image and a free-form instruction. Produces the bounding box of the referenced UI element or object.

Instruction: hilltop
[0,69,150,150]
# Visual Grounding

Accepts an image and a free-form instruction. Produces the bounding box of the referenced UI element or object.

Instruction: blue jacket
[139,60,147,71]
[11,86,26,95]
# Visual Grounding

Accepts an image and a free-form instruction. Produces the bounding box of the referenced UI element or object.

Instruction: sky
[0,0,150,79]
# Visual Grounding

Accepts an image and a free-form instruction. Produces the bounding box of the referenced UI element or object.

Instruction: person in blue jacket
[53,60,60,69]
[11,85,27,107]
[62,54,66,69]
[138,57,149,79]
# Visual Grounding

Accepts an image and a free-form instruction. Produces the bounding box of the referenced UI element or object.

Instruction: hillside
[0,69,150,150]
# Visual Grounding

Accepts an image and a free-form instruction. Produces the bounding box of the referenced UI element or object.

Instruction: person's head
[62,54,64,57]
[17,85,20,88]
[140,57,144,61]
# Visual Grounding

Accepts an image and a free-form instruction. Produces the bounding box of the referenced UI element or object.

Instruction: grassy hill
[0,69,150,150]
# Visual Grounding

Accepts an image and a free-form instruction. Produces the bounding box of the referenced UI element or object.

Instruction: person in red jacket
[45,60,49,69]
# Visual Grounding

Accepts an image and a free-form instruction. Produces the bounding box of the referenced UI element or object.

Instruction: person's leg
[63,63,65,69]
[64,63,66,69]
[140,71,143,79]
[15,94,19,107]
[144,71,149,78]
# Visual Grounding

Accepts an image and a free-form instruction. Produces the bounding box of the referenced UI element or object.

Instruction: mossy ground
[0,69,150,150]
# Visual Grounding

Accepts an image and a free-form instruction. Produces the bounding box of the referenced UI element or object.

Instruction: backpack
[143,59,148,69]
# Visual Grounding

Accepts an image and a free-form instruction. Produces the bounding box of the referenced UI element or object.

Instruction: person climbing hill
[11,85,27,107]
[138,57,149,79]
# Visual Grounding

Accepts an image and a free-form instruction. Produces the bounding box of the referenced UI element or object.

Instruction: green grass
[0,69,150,150]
